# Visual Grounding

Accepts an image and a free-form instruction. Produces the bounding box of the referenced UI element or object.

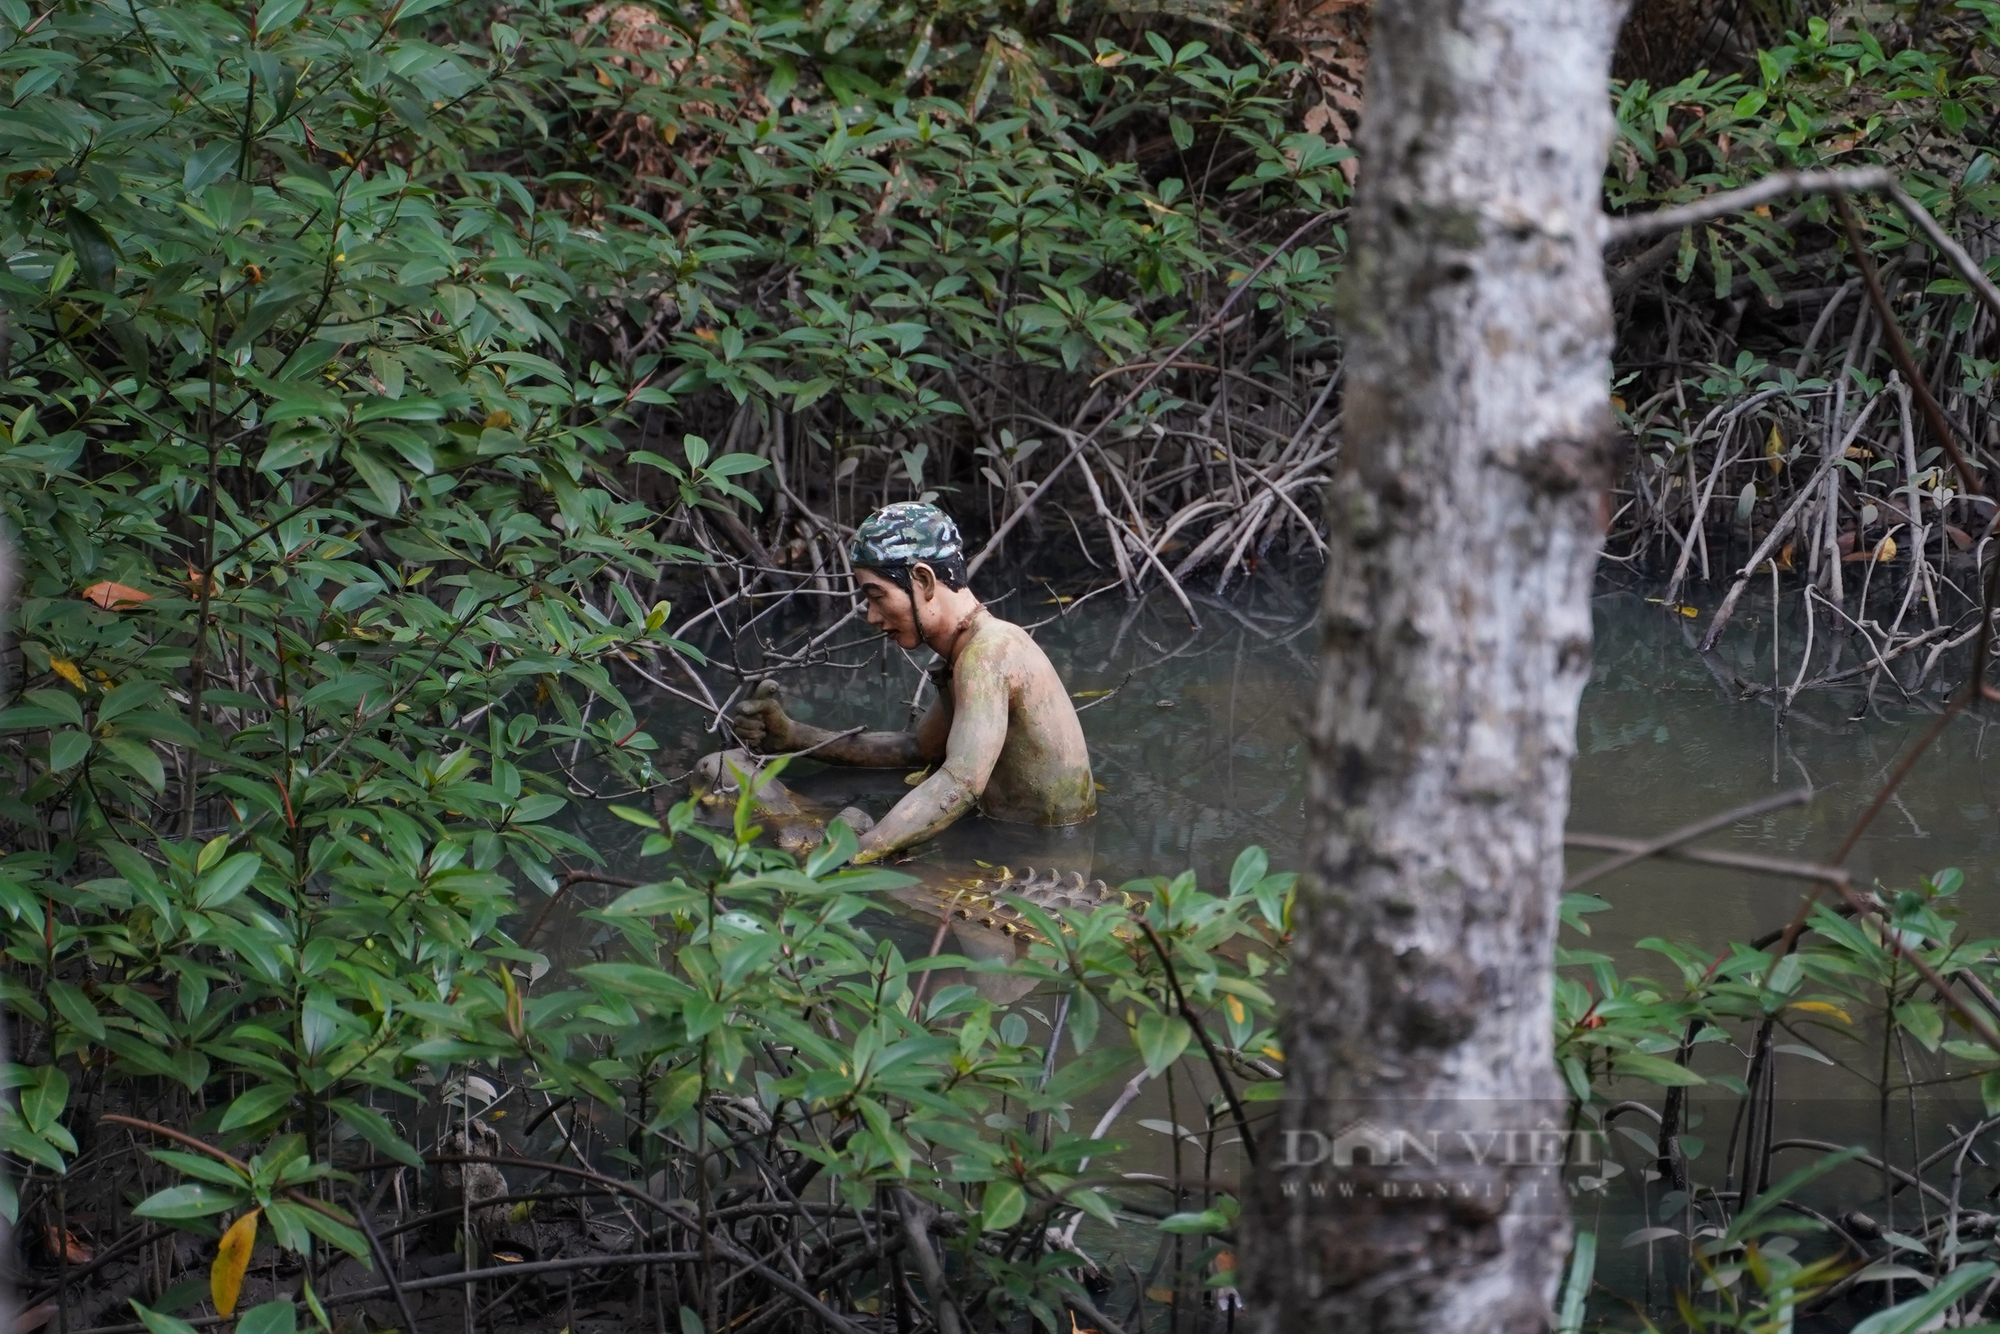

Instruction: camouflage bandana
[850,502,963,570]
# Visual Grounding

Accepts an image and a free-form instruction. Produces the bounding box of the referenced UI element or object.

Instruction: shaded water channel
[561,571,2000,966]
[548,569,2000,1323]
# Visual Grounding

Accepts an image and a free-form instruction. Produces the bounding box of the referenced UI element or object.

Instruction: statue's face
[856,566,923,650]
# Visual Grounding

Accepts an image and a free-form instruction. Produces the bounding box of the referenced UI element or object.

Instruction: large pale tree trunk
[1244,1,1626,1330]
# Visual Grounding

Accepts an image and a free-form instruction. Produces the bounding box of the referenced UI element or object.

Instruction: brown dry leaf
[45,1227,91,1265]
[211,1208,260,1317]
[1274,0,1370,152]
[14,1302,58,1334]
[80,581,151,610]
[563,3,771,224]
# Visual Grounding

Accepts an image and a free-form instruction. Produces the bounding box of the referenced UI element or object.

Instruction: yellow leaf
[1224,995,1247,1024]
[1259,1042,1284,1062]
[1071,688,1113,698]
[482,409,513,430]
[1790,1000,1852,1024]
[1754,203,1772,218]
[904,769,930,785]
[1680,605,1699,618]
[50,658,86,691]
[1765,423,1785,474]
[1875,535,1898,562]
[211,1208,260,1317]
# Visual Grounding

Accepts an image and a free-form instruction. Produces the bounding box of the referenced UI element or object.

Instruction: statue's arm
[854,659,1006,863]
[732,680,929,766]
[779,720,924,767]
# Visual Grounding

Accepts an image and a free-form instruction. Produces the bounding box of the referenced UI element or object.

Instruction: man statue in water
[729,502,1095,864]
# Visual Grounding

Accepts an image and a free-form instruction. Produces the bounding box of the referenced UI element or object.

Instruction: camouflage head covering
[850,502,962,570]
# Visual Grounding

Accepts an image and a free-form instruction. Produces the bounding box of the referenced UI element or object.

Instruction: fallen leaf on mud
[45,1227,90,1264]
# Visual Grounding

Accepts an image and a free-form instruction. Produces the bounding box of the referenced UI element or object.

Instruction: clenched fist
[730,679,798,752]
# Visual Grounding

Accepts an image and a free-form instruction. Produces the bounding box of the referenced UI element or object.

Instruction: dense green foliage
[12,0,2000,1326]
[1554,868,2000,1330]
[0,1,1315,1327]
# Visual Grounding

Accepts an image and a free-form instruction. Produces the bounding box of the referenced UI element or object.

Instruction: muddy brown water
[546,573,2000,1318]
[559,575,2000,966]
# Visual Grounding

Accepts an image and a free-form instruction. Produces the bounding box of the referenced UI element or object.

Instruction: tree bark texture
[1244,2,1626,1331]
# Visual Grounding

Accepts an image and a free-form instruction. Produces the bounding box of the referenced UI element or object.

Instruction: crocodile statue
[682,749,1135,939]
[682,748,867,855]
[914,864,1135,939]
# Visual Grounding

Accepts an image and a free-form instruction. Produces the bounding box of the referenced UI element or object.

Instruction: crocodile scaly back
[930,866,1138,939]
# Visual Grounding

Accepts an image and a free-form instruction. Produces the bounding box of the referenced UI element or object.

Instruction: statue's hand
[730,679,797,752]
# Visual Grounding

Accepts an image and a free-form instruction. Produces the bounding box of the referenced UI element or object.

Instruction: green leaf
[233,1302,298,1334]
[1728,1146,1863,1240]
[1228,845,1266,899]
[1158,1208,1227,1234]
[648,1066,703,1130]
[1612,1053,1704,1087]
[683,995,726,1039]
[47,980,105,1041]
[19,1065,69,1132]
[145,1150,249,1190]
[128,1302,202,1334]
[1557,1232,1596,1334]
[1849,1261,1996,1334]
[133,1183,242,1220]
[48,730,91,772]
[1136,1012,1192,1076]
[100,735,165,792]
[328,1100,421,1168]
[703,453,769,477]
[194,854,262,910]
[219,1083,296,1133]
[980,1180,1025,1231]
[295,1202,372,1263]
[1893,999,1944,1052]
[66,206,120,291]
[98,679,162,725]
